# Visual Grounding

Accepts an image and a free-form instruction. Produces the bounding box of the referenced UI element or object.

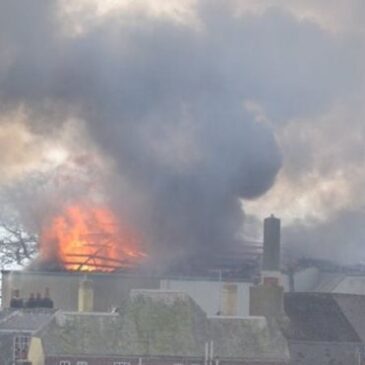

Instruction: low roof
[38,291,208,357]
[0,310,10,322]
[0,309,56,365]
[333,293,365,344]
[41,312,123,355]
[283,293,361,343]
[209,316,289,361]
[0,309,55,332]
[36,290,289,361]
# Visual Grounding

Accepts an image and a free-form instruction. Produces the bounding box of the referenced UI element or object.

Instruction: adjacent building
[5,214,365,365]
[28,290,290,365]
[1,270,161,312]
[282,293,363,365]
[1,270,253,317]
[0,309,55,365]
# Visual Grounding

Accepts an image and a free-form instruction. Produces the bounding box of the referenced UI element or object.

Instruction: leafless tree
[0,220,38,268]
[0,162,99,269]
[0,173,48,269]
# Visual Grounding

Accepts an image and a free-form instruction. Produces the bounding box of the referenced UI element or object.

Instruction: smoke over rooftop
[1,1,364,268]
[0,1,283,270]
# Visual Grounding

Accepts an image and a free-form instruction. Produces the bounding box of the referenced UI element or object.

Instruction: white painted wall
[160,269,320,318]
[282,267,320,292]
[334,276,365,294]
[160,279,252,316]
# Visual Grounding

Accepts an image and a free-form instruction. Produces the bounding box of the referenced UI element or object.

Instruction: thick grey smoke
[283,210,365,265]
[0,1,283,267]
[2,1,364,267]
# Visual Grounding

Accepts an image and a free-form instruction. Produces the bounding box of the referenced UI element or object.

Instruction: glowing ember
[40,203,145,272]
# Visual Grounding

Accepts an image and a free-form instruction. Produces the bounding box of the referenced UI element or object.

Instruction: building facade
[0,309,55,365]
[28,290,290,365]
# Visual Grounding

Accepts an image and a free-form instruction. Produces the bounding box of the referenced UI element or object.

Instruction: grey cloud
[283,209,365,264]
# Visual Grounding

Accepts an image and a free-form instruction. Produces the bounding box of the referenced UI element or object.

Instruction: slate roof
[283,293,361,343]
[41,312,123,355]
[118,290,208,357]
[0,309,10,322]
[35,290,289,362]
[39,291,207,357]
[314,273,346,292]
[333,293,365,343]
[0,308,56,365]
[0,309,55,332]
[209,316,289,361]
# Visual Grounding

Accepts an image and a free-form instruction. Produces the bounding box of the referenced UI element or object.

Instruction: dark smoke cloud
[2,1,363,266]
[0,1,284,267]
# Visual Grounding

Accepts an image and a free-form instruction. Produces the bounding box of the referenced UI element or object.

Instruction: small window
[60,361,71,365]
[77,362,88,365]
[13,335,31,361]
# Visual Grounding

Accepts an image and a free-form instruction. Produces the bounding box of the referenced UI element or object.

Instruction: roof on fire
[34,290,289,361]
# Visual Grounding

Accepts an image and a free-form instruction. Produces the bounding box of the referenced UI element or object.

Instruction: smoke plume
[0,1,283,268]
[2,1,364,267]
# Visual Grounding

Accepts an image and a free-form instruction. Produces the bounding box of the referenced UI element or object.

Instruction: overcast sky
[1,0,365,265]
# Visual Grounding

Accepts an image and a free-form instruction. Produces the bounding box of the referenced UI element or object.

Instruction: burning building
[37,202,146,272]
[1,212,278,314]
[1,201,160,312]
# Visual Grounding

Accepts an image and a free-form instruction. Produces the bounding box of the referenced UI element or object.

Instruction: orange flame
[40,203,145,272]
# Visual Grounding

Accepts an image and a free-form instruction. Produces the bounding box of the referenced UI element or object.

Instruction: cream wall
[28,337,45,365]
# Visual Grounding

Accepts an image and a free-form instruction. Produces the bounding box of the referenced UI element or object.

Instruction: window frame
[13,335,31,362]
